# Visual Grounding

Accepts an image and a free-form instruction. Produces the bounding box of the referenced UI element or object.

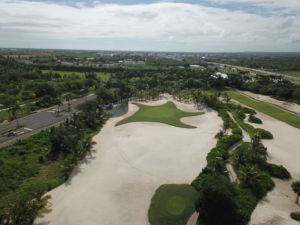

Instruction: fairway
[116,101,204,128]
[227,91,300,129]
[148,184,199,225]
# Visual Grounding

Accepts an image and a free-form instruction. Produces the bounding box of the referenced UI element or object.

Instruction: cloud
[207,0,300,11]
[0,0,299,51]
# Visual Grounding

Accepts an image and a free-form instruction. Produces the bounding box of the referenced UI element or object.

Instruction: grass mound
[148,184,199,225]
[116,101,204,128]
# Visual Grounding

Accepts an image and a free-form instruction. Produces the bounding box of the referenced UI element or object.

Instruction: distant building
[211,72,228,79]
[61,61,74,66]
[190,65,202,68]
[123,60,145,65]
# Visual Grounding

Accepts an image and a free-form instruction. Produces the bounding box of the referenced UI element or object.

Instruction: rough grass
[148,184,199,225]
[227,91,300,129]
[282,71,300,78]
[116,101,204,128]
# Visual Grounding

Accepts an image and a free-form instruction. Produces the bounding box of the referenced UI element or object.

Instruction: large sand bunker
[35,97,222,225]
[250,112,300,225]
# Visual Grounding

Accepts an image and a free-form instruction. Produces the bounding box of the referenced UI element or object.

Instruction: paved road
[0,94,96,146]
[209,62,300,84]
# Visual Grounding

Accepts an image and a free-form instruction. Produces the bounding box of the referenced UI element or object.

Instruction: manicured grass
[281,70,300,78]
[0,110,10,123]
[116,101,204,128]
[148,184,199,225]
[227,91,300,129]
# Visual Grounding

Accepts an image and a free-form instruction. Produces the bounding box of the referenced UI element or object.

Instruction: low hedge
[265,163,291,180]
[248,114,263,124]
[256,128,273,139]
[242,107,256,115]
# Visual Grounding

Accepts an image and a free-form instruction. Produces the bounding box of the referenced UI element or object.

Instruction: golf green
[148,184,199,225]
[116,101,204,128]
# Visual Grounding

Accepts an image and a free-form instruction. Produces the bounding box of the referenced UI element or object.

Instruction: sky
[0,0,300,52]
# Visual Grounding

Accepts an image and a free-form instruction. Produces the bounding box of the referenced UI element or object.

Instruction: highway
[0,94,96,147]
[209,62,300,84]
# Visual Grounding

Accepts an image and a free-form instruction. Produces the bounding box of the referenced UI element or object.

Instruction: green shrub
[195,175,242,225]
[256,128,273,139]
[237,110,246,121]
[265,164,291,180]
[248,114,262,124]
[290,212,300,221]
[235,188,257,225]
[242,107,256,115]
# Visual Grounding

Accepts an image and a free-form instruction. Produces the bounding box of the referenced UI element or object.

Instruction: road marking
[24,128,33,131]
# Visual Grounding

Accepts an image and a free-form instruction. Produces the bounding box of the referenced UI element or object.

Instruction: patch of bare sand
[241,91,300,115]
[249,112,300,225]
[35,98,222,225]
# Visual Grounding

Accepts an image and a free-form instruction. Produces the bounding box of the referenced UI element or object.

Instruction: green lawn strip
[281,70,300,78]
[227,91,300,129]
[116,101,204,128]
[148,184,199,225]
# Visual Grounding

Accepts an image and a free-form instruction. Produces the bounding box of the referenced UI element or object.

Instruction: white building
[211,72,228,79]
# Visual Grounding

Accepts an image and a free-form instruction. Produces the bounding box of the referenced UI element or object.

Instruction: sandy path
[241,91,300,115]
[186,212,199,225]
[35,97,222,225]
[249,112,300,225]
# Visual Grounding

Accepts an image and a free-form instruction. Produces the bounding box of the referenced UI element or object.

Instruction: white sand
[249,112,300,225]
[241,91,300,115]
[35,96,222,225]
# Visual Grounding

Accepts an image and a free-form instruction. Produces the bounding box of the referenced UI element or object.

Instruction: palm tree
[8,103,22,128]
[292,181,300,204]
[251,132,268,158]
[240,166,261,191]
[55,97,62,117]
[64,94,72,112]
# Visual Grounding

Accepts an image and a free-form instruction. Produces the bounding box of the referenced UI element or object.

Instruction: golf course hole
[166,196,186,215]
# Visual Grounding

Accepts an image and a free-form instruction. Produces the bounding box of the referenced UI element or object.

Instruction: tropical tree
[195,175,241,225]
[251,132,268,157]
[8,103,22,128]
[240,166,261,192]
[64,93,72,112]
[292,181,300,204]
[55,96,62,117]
[222,92,231,103]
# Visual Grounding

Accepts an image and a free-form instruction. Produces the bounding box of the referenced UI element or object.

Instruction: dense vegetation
[207,54,300,71]
[0,53,298,225]
[189,94,290,225]
[0,100,108,224]
[0,57,108,122]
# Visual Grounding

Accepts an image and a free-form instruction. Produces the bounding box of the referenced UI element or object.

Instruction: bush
[290,212,300,221]
[265,164,291,180]
[237,110,246,121]
[256,128,273,139]
[242,107,256,115]
[235,188,257,225]
[248,114,262,124]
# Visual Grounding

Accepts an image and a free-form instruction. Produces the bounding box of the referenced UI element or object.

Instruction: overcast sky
[0,0,300,52]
